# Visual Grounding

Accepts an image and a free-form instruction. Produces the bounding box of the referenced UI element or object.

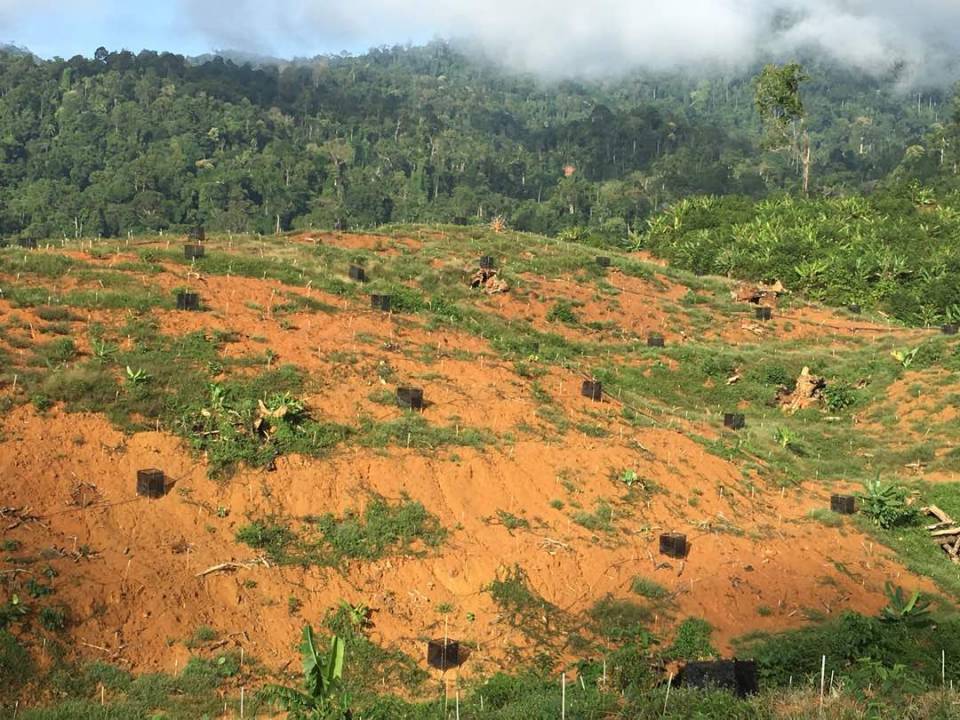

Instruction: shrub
[238,498,445,568]
[0,630,32,694]
[638,194,960,325]
[546,300,579,324]
[36,306,74,322]
[745,611,960,695]
[235,520,296,562]
[187,625,218,647]
[488,564,558,635]
[666,618,717,660]
[41,366,117,409]
[823,380,857,412]
[588,596,653,642]
[858,479,919,529]
[39,605,68,631]
[313,497,446,563]
[746,362,792,387]
[573,500,615,533]
[34,338,77,364]
[631,577,670,601]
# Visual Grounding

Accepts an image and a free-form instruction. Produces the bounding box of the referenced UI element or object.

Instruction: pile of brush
[923,505,960,563]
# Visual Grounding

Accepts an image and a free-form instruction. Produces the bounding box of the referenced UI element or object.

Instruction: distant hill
[0,42,33,57]
[0,42,956,242]
[187,48,288,68]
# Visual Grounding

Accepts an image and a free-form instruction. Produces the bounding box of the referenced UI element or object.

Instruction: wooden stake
[819,655,826,715]
[663,672,674,716]
[561,673,566,720]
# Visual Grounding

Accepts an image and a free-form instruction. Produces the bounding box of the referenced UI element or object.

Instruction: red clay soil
[0,401,934,678]
[488,270,692,344]
[858,370,960,471]
[0,237,939,683]
[719,304,930,346]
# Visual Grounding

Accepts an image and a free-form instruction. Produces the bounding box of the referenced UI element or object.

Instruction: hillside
[0,44,957,243]
[3,225,960,717]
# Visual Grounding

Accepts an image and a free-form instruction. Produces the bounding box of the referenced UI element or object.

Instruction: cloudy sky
[2,0,959,81]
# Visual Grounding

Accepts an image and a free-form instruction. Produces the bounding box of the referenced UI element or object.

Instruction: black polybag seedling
[681,659,758,697]
[659,532,687,559]
[176,292,200,311]
[349,265,367,282]
[136,469,165,499]
[371,294,392,311]
[427,639,461,670]
[581,380,602,401]
[396,387,424,410]
[724,413,745,430]
[831,494,857,514]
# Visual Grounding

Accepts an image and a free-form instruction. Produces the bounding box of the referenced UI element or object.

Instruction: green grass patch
[236,496,446,568]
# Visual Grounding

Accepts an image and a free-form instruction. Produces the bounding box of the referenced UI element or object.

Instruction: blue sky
[0,1,407,59]
[5,3,199,58]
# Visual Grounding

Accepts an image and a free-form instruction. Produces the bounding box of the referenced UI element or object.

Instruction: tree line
[0,42,956,241]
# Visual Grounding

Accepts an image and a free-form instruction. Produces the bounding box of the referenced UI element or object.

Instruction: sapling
[880,582,930,625]
[774,427,797,450]
[125,366,149,386]
[891,346,920,369]
[260,626,348,718]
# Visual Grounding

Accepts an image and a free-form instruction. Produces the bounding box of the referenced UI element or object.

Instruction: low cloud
[5,1,960,84]
[174,0,960,83]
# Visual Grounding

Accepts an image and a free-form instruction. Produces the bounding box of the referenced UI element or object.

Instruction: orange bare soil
[0,233,938,683]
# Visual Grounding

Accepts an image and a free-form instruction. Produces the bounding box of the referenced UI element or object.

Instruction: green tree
[754,62,812,193]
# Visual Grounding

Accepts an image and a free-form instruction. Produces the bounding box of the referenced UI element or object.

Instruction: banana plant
[890,346,920,369]
[794,258,830,285]
[260,626,347,719]
[774,427,797,450]
[125,366,150,386]
[880,582,930,626]
[92,339,115,360]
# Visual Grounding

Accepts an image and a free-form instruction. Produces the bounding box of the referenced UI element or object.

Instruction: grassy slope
[1,225,960,718]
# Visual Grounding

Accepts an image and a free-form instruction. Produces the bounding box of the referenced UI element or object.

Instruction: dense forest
[0,42,957,242]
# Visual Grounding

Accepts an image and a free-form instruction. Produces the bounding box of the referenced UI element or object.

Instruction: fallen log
[929,528,960,538]
[924,505,955,524]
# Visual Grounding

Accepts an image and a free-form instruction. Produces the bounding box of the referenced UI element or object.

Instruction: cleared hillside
[1,226,959,717]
